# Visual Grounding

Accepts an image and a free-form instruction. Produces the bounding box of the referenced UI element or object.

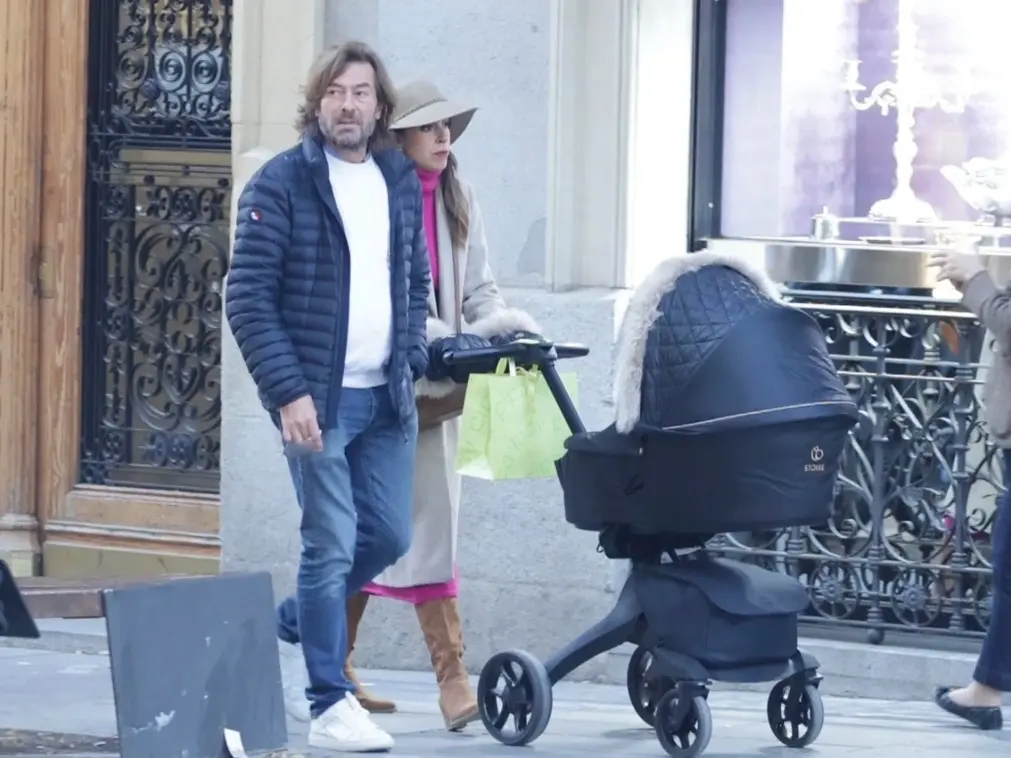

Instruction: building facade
[3,0,1005,678]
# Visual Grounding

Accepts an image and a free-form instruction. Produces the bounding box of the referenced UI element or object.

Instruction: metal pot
[705,236,1011,290]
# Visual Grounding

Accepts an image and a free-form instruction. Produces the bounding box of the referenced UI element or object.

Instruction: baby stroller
[443,253,858,757]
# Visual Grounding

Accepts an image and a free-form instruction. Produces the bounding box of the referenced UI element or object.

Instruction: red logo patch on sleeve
[249,209,262,221]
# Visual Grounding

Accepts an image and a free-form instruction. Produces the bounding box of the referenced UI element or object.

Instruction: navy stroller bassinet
[554,253,858,670]
[556,253,858,540]
[476,255,853,755]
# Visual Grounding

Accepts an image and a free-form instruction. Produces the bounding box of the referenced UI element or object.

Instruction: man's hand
[929,249,985,290]
[279,395,322,451]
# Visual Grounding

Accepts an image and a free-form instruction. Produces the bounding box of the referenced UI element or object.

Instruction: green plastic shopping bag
[455,359,579,480]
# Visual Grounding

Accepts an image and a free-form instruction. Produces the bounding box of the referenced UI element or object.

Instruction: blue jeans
[976,448,1011,691]
[278,387,416,717]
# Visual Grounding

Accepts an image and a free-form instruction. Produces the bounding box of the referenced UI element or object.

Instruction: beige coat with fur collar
[370,177,539,589]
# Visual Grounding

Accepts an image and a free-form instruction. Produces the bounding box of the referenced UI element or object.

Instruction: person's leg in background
[344,592,398,713]
[934,446,1011,730]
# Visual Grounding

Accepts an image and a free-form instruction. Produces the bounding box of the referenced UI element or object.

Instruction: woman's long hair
[440,152,470,251]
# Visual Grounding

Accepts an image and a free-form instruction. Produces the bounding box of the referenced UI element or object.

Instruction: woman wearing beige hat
[343,80,541,731]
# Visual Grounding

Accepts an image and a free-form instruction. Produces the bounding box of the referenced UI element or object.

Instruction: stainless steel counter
[704,236,1011,292]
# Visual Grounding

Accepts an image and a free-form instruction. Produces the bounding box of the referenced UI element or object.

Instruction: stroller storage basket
[633,557,809,668]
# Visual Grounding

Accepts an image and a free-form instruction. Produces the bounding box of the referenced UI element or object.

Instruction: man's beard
[322,114,376,151]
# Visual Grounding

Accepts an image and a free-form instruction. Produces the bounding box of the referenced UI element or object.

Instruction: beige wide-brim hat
[389,80,477,144]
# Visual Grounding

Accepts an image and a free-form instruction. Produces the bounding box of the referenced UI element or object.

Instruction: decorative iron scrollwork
[712,289,1001,642]
[81,0,232,492]
[106,0,232,143]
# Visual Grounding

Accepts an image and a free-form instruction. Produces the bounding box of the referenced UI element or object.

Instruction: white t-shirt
[326,152,393,388]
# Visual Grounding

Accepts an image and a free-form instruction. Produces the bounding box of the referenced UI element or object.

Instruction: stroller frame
[444,339,826,758]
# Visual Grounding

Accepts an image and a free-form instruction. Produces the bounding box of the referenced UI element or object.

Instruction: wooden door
[0,0,232,579]
[0,2,47,577]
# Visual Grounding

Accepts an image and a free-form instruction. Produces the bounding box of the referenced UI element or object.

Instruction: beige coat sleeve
[459,182,507,324]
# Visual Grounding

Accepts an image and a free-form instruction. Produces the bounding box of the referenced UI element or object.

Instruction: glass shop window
[711,0,1011,241]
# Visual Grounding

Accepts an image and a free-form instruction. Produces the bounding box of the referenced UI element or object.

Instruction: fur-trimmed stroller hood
[416,308,542,398]
[612,251,851,434]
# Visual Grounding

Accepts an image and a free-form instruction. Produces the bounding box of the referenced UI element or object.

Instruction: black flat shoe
[934,686,1004,730]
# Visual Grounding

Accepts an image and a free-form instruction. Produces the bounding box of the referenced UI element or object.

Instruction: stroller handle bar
[441,338,589,434]
[441,338,590,366]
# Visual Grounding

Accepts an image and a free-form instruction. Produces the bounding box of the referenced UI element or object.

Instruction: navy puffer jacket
[225,136,431,429]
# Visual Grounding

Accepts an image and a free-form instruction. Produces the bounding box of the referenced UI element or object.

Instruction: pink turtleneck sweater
[416,167,442,287]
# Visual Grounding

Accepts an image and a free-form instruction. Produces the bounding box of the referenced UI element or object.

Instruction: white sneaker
[277,640,311,723]
[309,693,395,753]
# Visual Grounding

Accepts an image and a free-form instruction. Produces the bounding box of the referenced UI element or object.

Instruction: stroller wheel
[627,646,676,726]
[477,649,553,747]
[654,689,712,757]
[766,678,824,748]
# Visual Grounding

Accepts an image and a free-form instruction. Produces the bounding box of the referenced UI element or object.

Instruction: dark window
[689,0,1007,246]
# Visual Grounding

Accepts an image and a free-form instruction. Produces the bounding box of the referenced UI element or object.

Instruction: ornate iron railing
[711,288,1002,643]
[80,0,232,493]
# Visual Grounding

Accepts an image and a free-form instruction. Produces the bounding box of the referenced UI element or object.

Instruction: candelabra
[842,0,974,223]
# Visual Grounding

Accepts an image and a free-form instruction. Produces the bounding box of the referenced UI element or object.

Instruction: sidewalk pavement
[2,644,1009,757]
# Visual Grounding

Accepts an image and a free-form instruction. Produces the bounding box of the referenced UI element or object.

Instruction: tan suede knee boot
[416,597,480,731]
[346,593,397,714]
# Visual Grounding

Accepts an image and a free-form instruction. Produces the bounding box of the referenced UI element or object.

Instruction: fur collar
[416,307,542,398]
[613,252,784,433]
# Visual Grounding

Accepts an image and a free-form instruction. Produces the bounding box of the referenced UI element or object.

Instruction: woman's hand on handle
[427,334,495,382]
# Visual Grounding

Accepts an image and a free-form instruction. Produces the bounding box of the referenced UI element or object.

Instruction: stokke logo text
[805,446,825,473]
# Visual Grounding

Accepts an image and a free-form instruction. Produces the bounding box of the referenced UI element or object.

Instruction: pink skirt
[363,564,460,605]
